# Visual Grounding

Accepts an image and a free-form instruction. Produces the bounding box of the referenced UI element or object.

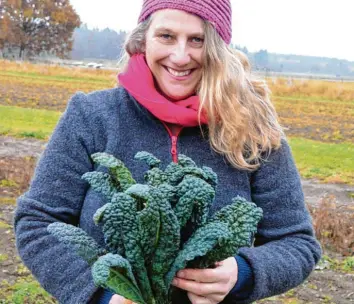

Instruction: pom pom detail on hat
[138,0,232,44]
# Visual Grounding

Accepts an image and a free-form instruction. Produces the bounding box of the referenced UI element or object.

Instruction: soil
[0,135,353,303]
[0,136,47,158]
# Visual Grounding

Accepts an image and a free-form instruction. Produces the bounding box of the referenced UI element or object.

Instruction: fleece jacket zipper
[161,122,183,163]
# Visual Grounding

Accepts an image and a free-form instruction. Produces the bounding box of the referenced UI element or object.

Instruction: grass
[0,277,57,304]
[0,70,113,84]
[0,157,37,195]
[267,77,354,102]
[0,179,19,188]
[0,105,61,140]
[0,220,11,229]
[274,95,354,105]
[0,197,16,205]
[309,195,354,255]
[289,137,354,184]
[273,96,354,143]
[319,255,354,273]
[0,254,9,263]
[0,73,115,111]
[0,59,116,80]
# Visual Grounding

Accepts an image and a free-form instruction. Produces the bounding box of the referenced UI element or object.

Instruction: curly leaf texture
[92,253,145,304]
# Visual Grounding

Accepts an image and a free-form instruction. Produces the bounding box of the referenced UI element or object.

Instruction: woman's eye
[192,37,204,44]
[160,34,172,40]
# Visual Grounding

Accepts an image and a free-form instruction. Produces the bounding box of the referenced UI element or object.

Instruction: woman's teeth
[167,67,192,77]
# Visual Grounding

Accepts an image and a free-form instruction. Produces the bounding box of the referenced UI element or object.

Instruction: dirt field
[0,135,353,303]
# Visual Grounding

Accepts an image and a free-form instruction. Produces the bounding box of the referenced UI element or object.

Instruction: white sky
[70,0,354,61]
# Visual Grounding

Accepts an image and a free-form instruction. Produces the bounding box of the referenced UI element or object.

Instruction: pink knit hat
[138,0,232,44]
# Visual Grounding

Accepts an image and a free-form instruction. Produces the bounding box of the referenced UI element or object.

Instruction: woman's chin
[162,90,194,101]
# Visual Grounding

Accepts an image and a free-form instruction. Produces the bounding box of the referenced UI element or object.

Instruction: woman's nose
[170,42,191,66]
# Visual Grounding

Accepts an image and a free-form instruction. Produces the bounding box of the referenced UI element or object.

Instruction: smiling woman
[14,1,321,304]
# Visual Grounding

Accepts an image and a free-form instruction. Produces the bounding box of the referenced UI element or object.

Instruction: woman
[14,1,322,304]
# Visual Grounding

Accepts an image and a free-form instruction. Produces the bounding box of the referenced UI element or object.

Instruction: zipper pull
[171,135,178,163]
[171,136,177,155]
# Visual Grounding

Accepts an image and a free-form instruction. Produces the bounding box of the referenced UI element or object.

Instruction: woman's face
[145,9,204,101]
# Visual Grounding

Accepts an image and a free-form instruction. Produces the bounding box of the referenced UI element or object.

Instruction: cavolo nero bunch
[47,152,263,304]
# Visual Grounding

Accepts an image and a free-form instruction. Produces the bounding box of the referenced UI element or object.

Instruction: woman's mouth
[164,66,194,78]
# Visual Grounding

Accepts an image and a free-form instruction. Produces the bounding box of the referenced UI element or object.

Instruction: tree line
[71,25,126,61]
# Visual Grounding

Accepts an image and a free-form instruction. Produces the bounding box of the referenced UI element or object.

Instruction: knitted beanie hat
[138,0,232,44]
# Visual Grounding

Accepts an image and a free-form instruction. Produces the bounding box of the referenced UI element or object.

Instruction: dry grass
[308,195,354,255]
[0,59,117,79]
[0,59,117,111]
[274,97,354,143]
[268,79,354,143]
[0,73,114,111]
[0,157,37,198]
[268,77,354,102]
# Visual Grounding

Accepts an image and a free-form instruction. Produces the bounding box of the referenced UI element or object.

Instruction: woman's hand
[171,257,238,304]
[109,294,136,304]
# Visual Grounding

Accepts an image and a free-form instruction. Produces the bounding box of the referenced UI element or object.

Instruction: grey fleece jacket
[14,87,321,304]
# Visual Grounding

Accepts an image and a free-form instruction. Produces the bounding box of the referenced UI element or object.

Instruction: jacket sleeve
[13,92,101,304]
[225,138,322,304]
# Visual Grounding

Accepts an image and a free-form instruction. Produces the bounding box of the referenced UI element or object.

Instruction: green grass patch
[0,254,9,263]
[0,105,61,140]
[289,137,354,184]
[319,255,354,273]
[0,276,57,304]
[0,179,19,188]
[0,220,11,229]
[342,256,354,272]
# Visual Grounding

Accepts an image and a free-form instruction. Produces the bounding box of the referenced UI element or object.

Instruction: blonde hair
[119,17,284,171]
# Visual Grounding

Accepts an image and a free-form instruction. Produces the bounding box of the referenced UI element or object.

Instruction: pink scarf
[118,54,208,127]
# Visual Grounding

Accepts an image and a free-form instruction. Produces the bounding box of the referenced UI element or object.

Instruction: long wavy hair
[119,16,284,171]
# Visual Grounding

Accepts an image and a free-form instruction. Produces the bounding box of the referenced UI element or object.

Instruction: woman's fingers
[188,292,213,304]
[176,267,224,283]
[172,277,225,297]
[109,294,136,304]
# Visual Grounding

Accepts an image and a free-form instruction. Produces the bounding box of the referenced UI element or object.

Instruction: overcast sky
[70,0,354,61]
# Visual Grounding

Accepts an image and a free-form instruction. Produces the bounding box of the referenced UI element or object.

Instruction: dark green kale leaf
[82,171,118,201]
[92,253,145,304]
[165,222,231,288]
[174,175,215,229]
[148,185,180,301]
[113,192,154,303]
[91,152,136,191]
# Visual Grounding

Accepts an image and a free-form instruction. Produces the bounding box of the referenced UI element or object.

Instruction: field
[0,59,353,303]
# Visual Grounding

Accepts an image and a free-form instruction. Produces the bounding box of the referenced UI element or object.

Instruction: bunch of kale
[48,152,262,304]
